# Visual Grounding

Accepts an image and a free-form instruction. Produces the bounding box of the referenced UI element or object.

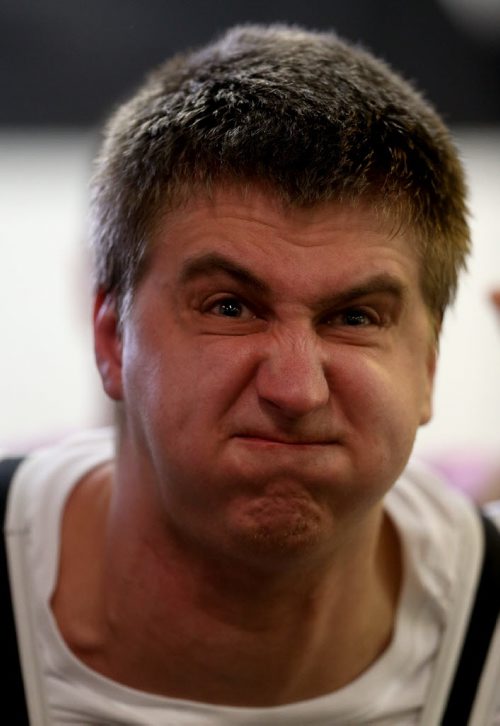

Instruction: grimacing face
[94,185,437,566]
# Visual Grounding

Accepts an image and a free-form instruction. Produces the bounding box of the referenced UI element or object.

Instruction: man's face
[96,186,436,564]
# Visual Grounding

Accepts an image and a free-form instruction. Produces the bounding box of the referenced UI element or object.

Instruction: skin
[52,185,437,706]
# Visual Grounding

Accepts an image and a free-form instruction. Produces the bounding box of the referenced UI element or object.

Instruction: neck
[54,461,402,707]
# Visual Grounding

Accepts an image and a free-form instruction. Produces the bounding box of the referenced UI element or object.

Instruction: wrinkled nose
[255,330,330,418]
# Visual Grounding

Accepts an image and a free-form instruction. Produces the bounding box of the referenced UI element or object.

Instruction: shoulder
[4,428,115,532]
[388,457,500,535]
[386,460,485,620]
[387,458,482,540]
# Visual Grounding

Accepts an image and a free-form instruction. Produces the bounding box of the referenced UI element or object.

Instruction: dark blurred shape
[1,0,499,126]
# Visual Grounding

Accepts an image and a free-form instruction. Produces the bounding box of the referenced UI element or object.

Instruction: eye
[340,308,376,327]
[321,306,382,330]
[208,297,255,320]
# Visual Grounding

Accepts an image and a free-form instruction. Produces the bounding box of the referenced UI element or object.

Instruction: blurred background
[1,0,499,498]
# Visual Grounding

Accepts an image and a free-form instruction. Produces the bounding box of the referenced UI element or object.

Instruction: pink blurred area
[425,450,500,503]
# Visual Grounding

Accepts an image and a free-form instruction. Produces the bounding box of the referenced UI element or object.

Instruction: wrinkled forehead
[149,180,419,255]
[145,183,423,296]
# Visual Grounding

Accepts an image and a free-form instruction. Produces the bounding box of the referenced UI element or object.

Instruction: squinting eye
[341,309,376,326]
[211,298,252,319]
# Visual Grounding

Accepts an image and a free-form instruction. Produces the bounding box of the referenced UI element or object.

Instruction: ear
[93,289,124,401]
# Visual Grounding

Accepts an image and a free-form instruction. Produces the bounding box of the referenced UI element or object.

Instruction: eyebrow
[179,252,271,295]
[317,274,408,311]
[179,252,408,307]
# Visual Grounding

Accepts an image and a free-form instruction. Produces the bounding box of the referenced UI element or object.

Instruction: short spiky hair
[90,23,469,322]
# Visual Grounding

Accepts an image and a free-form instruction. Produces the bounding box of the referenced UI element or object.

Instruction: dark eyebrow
[179,252,271,295]
[180,253,408,308]
[318,273,408,310]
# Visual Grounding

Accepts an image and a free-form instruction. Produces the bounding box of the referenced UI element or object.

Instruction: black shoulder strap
[441,513,500,725]
[0,457,30,725]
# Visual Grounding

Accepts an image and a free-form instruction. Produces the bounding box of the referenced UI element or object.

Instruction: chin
[229,493,329,559]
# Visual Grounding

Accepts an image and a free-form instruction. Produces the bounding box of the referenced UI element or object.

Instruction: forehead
[149,185,420,291]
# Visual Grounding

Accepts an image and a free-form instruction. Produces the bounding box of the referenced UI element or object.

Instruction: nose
[255,328,330,418]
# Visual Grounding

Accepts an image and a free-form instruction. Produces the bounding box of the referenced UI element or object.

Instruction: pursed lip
[233,432,337,447]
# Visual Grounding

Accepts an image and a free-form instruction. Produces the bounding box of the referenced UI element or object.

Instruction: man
[3,24,499,725]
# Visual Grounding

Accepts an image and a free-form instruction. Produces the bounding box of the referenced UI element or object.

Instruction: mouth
[234,433,336,447]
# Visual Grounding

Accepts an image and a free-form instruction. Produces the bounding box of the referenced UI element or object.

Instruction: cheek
[335,349,428,448]
[186,337,260,406]
[123,329,252,440]
[121,322,183,438]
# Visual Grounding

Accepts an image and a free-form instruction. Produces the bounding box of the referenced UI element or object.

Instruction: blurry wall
[413,131,500,465]
[0,131,106,450]
[1,1,499,486]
